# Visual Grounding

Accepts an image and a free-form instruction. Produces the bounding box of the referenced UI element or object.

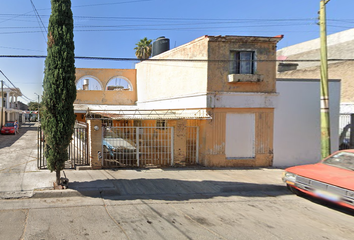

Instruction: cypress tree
[42,0,76,186]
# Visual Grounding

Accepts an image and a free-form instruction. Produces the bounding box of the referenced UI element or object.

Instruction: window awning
[86,109,211,120]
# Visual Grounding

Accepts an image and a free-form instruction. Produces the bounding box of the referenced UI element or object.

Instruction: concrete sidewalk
[0,122,288,199]
[1,166,288,199]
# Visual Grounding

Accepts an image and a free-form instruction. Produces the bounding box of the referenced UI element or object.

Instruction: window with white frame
[229,51,255,74]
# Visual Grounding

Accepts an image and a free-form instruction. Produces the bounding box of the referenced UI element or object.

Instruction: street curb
[0,191,34,199]
[32,188,120,198]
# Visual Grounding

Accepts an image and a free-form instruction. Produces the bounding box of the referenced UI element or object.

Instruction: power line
[0,10,35,24]
[0,20,317,29]
[0,45,45,53]
[1,55,354,63]
[71,0,152,8]
[0,70,33,102]
[29,0,47,42]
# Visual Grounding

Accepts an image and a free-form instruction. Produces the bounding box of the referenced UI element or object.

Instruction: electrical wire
[0,45,45,53]
[1,55,354,62]
[0,70,33,102]
[29,0,47,42]
[1,11,352,35]
[72,0,151,8]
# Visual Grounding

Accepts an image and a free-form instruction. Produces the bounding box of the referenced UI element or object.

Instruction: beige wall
[75,68,137,105]
[136,36,279,105]
[207,39,278,93]
[136,37,209,103]
[199,108,274,167]
[87,119,103,169]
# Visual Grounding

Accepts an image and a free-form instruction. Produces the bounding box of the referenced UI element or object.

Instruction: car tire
[287,184,302,196]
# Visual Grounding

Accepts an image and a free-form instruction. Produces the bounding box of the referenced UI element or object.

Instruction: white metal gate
[102,126,174,167]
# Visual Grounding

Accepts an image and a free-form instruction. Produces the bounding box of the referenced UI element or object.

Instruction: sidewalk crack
[20,209,29,240]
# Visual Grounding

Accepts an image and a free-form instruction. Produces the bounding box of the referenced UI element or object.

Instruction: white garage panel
[225,113,255,158]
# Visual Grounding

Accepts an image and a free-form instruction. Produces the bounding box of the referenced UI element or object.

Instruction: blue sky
[0,0,353,103]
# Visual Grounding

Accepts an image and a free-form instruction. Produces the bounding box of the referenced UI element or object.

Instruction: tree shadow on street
[68,178,290,201]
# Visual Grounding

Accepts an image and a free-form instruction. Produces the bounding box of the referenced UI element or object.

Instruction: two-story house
[74,35,284,168]
[135,35,283,167]
[0,87,23,127]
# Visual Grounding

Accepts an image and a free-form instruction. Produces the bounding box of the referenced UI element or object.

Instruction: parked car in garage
[103,131,139,163]
[282,150,354,210]
[1,122,16,135]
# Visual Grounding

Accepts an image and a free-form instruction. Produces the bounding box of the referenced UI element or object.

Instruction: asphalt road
[1,123,354,239]
[0,193,354,240]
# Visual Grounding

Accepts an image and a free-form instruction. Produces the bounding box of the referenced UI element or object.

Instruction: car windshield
[104,130,125,138]
[103,138,136,149]
[4,122,14,127]
[323,151,354,171]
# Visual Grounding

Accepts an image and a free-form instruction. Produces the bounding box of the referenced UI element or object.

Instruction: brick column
[170,119,187,166]
[88,119,103,169]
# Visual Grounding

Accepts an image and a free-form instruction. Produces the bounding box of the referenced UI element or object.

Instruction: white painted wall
[137,92,279,110]
[273,79,340,167]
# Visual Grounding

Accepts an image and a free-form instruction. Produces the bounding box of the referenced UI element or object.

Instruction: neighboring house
[0,87,23,127]
[277,28,354,108]
[75,35,284,168]
[17,101,28,111]
[276,28,352,157]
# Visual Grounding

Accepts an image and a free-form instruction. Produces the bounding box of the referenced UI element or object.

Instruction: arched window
[76,76,103,90]
[106,77,133,91]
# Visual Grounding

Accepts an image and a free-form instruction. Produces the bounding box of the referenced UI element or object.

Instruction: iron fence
[37,124,89,169]
[339,114,352,150]
[102,125,174,168]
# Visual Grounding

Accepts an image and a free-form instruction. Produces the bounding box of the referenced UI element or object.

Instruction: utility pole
[319,0,331,158]
[34,93,40,121]
[1,80,3,128]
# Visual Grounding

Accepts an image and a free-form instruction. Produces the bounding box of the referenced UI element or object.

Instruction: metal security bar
[339,114,351,134]
[102,125,173,168]
[186,126,199,165]
[68,124,89,167]
[37,123,89,169]
[37,126,46,169]
[339,114,351,149]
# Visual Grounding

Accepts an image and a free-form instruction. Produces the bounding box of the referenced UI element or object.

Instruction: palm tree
[134,37,152,60]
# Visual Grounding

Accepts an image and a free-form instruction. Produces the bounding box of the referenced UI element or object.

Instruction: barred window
[230,51,255,74]
[156,120,166,130]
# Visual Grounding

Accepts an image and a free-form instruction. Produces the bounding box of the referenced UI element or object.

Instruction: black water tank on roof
[152,36,170,57]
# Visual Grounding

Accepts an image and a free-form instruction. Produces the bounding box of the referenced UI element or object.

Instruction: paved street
[1,192,354,240]
[0,123,354,239]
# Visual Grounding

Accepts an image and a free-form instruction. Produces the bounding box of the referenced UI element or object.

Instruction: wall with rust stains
[136,36,279,107]
[87,119,103,169]
[75,68,137,105]
[207,39,277,93]
[136,37,209,103]
[198,108,274,167]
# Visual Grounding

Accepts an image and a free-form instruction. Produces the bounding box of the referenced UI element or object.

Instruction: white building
[0,87,23,126]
